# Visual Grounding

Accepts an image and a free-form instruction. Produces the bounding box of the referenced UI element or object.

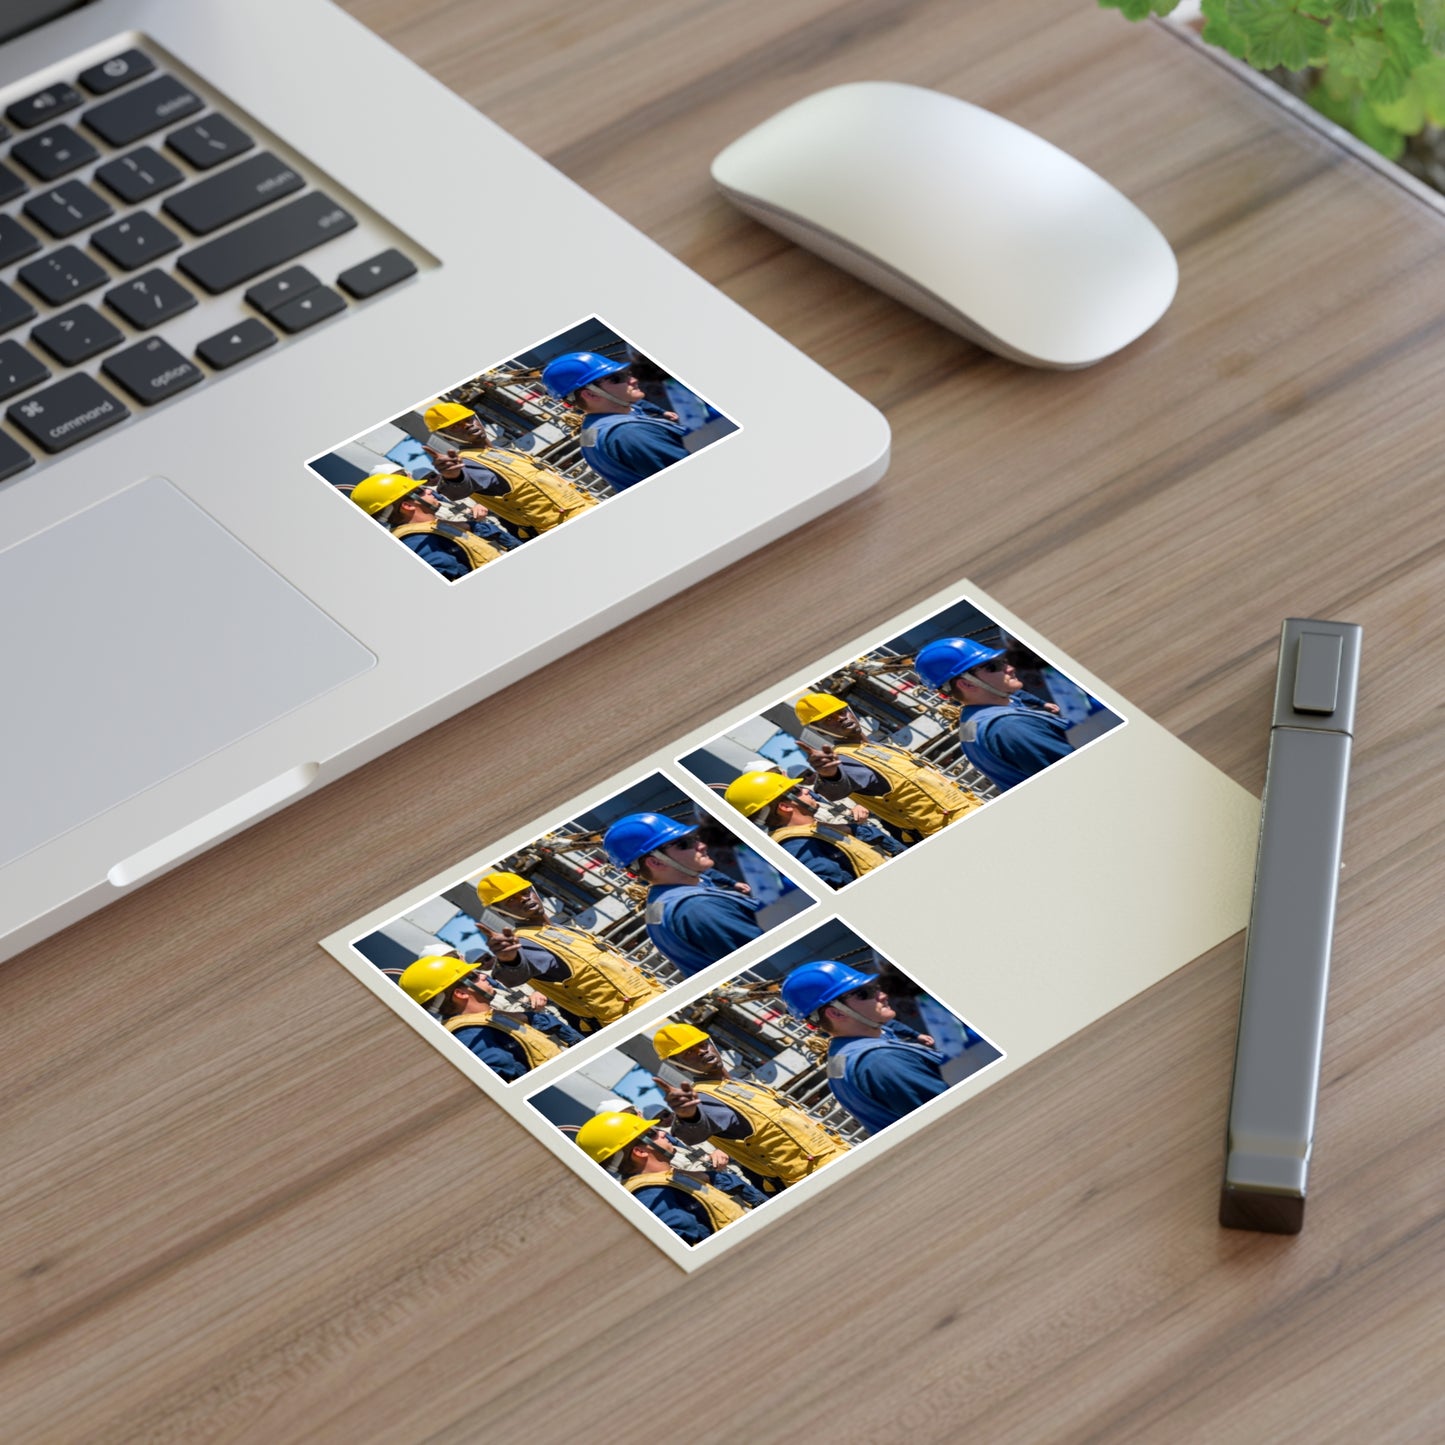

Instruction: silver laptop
[0,0,890,962]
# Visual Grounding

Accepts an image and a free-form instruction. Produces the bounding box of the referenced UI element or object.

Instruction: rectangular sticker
[306,314,739,582]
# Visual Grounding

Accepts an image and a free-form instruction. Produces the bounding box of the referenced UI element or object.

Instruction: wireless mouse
[711,81,1178,369]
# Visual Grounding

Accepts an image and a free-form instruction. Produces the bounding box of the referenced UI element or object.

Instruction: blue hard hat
[603,812,694,869]
[914,636,1006,692]
[541,350,630,399]
[780,960,878,1019]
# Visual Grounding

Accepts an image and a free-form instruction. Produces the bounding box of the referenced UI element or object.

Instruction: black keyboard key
[83,74,201,148]
[0,283,36,335]
[166,114,252,169]
[32,304,124,366]
[94,147,183,205]
[178,192,356,295]
[7,83,83,131]
[337,249,417,300]
[163,152,303,236]
[23,180,113,239]
[11,124,98,182]
[0,215,42,268]
[271,285,346,333]
[0,340,50,401]
[244,265,320,315]
[0,161,28,205]
[91,212,181,271]
[103,336,203,406]
[17,246,108,306]
[197,318,276,370]
[78,49,156,96]
[0,429,34,482]
[104,268,196,329]
[8,372,128,452]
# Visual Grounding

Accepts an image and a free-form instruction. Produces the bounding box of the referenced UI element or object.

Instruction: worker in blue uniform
[403,456,521,552]
[574,1111,756,1243]
[348,472,503,580]
[602,812,763,975]
[914,636,1075,792]
[781,960,949,1135]
[397,953,575,1081]
[540,351,691,491]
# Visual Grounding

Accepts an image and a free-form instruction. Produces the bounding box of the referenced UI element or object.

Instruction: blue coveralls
[825,1033,949,1135]
[956,698,1073,791]
[644,883,762,975]
[629,1166,762,1243]
[397,527,475,581]
[446,1019,533,1082]
[579,402,691,491]
[778,834,858,889]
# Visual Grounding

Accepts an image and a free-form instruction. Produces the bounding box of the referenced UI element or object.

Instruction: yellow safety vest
[444,1010,563,1070]
[458,448,597,534]
[512,924,665,1026]
[623,1169,748,1234]
[769,822,886,878]
[834,740,982,840]
[695,1078,850,1189]
[390,520,502,569]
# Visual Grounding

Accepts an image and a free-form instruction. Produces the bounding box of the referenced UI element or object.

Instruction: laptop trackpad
[1,477,375,868]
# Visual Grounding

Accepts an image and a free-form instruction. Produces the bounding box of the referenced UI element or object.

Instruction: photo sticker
[307,316,739,582]
[528,917,1002,1248]
[347,772,813,1085]
[678,593,1124,891]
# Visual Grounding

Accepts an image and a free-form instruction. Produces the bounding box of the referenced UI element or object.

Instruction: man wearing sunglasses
[781,961,950,1136]
[603,812,763,976]
[914,636,1074,792]
[651,1022,851,1195]
[540,350,691,492]
[794,691,985,845]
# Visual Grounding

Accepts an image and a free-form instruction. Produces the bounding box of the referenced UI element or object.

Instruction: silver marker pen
[1220,618,1362,1234]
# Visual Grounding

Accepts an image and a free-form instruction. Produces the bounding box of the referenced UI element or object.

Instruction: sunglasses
[845,984,885,1001]
[663,833,702,851]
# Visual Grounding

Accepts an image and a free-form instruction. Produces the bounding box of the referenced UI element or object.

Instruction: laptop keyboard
[0,43,424,482]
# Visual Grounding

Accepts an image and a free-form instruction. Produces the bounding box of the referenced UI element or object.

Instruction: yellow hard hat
[723,770,798,819]
[794,692,848,726]
[476,871,531,908]
[424,400,476,432]
[653,1022,711,1060]
[398,953,474,1006]
[350,473,418,516]
[576,1110,658,1166]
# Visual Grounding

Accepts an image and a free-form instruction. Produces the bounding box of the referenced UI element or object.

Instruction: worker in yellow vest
[349,472,502,580]
[423,400,598,539]
[575,1110,754,1244]
[793,691,984,845]
[723,769,887,889]
[397,953,566,1081]
[651,1022,851,1194]
[476,870,666,1034]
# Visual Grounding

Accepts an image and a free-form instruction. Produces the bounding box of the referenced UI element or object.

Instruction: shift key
[178,192,356,294]
[163,151,302,236]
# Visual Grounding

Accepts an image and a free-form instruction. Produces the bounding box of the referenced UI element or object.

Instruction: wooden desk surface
[3,2,1441,1439]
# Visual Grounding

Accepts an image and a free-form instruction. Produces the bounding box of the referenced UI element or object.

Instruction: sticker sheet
[322,581,1258,1269]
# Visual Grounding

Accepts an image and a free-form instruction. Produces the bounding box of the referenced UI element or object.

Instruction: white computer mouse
[711,81,1178,369]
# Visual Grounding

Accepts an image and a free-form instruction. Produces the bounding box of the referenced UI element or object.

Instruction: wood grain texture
[2,2,1442,1440]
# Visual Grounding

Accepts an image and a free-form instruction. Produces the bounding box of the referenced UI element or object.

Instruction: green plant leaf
[1325,26,1391,77]
[1371,71,1428,124]
[1337,0,1382,18]
[1380,0,1432,64]
[1308,78,1409,151]
[1097,0,1180,17]
[1410,53,1445,118]
[1201,0,1254,54]
[1416,0,1445,48]
[1224,0,1327,69]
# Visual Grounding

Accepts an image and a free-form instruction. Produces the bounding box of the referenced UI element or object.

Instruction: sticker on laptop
[675,592,1123,892]
[525,917,1002,1253]
[341,770,814,1088]
[305,315,739,582]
